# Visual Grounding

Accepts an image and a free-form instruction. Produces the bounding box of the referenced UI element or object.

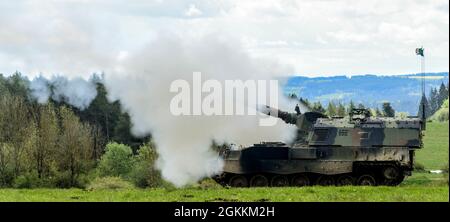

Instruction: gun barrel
[258,105,297,125]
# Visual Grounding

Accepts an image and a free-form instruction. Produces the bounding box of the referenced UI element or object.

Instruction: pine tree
[438,82,449,109]
[337,103,346,116]
[312,102,326,114]
[299,97,309,107]
[357,103,365,109]
[347,100,356,113]
[326,101,337,116]
[429,87,439,115]
[375,107,383,117]
[417,94,431,118]
[447,83,449,95]
[382,102,395,117]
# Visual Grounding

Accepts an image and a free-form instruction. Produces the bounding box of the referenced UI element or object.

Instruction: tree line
[418,82,449,119]
[0,73,159,188]
[295,96,397,117]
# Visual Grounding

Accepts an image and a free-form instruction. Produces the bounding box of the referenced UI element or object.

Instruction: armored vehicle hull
[214,109,423,187]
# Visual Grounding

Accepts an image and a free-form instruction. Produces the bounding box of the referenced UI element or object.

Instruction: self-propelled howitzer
[214,108,424,187]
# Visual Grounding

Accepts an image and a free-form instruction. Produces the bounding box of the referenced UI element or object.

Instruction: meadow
[0,122,448,202]
[0,185,447,202]
[416,121,449,170]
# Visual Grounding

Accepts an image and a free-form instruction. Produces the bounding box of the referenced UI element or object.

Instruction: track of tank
[213,162,406,187]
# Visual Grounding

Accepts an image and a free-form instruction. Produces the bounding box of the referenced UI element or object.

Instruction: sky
[0,0,448,78]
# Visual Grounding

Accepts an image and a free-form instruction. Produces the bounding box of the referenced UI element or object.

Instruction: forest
[0,72,158,188]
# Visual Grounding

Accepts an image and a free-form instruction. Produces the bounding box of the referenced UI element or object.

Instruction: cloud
[184,4,202,17]
[0,0,448,77]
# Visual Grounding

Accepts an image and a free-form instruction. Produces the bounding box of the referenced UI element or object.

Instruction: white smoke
[29,75,51,104]
[50,76,98,110]
[104,34,297,187]
[29,75,98,110]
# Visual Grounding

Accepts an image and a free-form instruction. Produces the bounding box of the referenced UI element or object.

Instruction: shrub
[129,143,163,188]
[0,168,14,188]
[13,171,57,188]
[53,171,76,188]
[129,162,153,188]
[76,171,97,189]
[87,176,134,190]
[97,142,134,178]
[13,172,40,188]
[160,180,177,191]
[197,178,222,189]
[434,109,449,122]
[49,171,89,188]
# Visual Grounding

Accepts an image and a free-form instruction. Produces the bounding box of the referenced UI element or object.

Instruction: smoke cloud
[104,34,297,187]
[29,76,51,104]
[29,75,98,110]
[26,32,298,187]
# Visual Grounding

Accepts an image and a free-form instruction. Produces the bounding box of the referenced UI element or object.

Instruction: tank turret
[259,105,327,143]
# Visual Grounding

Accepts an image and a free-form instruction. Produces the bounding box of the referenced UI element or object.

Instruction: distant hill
[283,72,449,115]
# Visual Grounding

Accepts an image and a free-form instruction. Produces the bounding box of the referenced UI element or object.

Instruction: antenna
[415,46,426,129]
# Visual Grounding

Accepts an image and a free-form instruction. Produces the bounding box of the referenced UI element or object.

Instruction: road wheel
[291,174,310,187]
[316,175,335,186]
[383,175,405,186]
[357,174,376,186]
[249,174,269,187]
[382,165,404,186]
[336,175,355,186]
[391,175,405,186]
[229,175,248,187]
[271,175,289,187]
[383,166,400,180]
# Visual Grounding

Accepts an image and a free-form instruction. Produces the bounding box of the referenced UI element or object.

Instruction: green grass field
[0,185,447,202]
[416,121,449,170]
[0,122,448,202]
